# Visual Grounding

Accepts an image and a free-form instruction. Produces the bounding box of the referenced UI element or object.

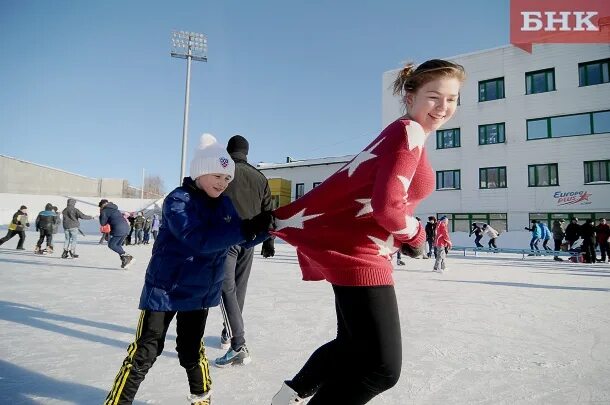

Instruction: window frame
[295,183,305,199]
[584,160,610,184]
[436,128,461,149]
[478,122,506,145]
[525,68,556,94]
[312,182,322,188]
[526,109,610,140]
[478,77,505,102]
[436,169,461,190]
[436,212,508,233]
[479,166,507,189]
[578,58,610,87]
[528,163,559,187]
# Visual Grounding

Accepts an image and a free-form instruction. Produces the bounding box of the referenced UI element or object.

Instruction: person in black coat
[215,134,274,368]
[579,219,597,263]
[99,199,133,268]
[469,223,484,248]
[35,203,57,254]
[565,218,580,248]
[425,216,437,258]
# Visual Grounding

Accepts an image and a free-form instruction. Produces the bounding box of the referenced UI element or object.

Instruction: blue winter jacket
[540,223,551,240]
[138,177,268,312]
[530,223,542,239]
[99,202,130,236]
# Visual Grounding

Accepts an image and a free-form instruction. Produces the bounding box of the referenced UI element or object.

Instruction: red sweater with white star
[272,119,435,286]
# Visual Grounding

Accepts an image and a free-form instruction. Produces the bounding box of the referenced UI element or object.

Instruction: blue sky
[0,0,509,190]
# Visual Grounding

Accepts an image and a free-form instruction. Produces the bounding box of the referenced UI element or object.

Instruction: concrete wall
[0,155,144,198]
[382,44,610,230]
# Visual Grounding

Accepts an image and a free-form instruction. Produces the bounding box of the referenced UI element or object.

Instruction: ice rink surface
[1,232,609,404]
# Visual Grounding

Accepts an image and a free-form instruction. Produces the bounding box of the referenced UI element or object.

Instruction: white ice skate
[187,390,211,404]
[271,382,305,404]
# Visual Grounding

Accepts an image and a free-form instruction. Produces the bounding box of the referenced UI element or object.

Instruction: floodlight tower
[171,31,208,184]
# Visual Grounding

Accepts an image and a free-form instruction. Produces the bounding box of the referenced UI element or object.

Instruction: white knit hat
[189,133,235,181]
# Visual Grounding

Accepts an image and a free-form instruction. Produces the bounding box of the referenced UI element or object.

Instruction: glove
[401,242,426,258]
[241,211,274,241]
[261,238,275,257]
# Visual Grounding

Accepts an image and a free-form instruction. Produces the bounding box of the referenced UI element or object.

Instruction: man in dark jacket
[99,199,133,268]
[0,205,29,250]
[580,219,597,263]
[34,203,57,254]
[133,212,145,244]
[62,198,94,258]
[565,218,581,248]
[596,218,610,263]
[425,216,437,258]
[552,219,566,261]
[215,134,274,368]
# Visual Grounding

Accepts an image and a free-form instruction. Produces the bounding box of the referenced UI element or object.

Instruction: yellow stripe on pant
[199,340,212,394]
[104,310,146,405]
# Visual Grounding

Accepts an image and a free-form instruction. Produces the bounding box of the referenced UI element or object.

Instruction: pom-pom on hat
[190,133,235,181]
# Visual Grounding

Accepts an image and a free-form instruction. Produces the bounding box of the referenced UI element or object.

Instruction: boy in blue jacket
[104,134,273,405]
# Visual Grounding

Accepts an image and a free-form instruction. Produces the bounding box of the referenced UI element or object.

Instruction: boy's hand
[242,211,274,240]
[401,242,425,258]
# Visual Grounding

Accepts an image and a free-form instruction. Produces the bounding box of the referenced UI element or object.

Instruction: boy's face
[196,173,232,198]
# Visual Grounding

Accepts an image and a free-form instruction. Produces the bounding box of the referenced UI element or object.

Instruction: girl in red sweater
[271,59,465,404]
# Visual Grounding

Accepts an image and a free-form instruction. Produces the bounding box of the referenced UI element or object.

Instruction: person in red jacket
[270,59,465,404]
[433,216,452,273]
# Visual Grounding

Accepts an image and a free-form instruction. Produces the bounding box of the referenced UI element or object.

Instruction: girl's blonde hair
[392,59,466,105]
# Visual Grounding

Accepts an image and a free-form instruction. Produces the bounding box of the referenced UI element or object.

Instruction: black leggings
[288,285,402,404]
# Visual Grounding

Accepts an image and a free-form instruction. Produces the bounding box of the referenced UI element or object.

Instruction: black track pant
[288,285,402,404]
[36,229,53,248]
[0,230,25,249]
[104,309,212,405]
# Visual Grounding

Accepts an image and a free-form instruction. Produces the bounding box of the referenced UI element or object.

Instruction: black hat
[98,199,109,208]
[227,135,249,155]
[20,205,27,210]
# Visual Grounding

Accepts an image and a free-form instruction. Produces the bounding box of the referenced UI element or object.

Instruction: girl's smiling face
[406,77,461,134]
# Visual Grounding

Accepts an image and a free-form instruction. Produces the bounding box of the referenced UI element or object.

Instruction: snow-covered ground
[1,231,609,404]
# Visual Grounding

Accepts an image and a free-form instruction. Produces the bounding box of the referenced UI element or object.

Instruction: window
[579,59,610,86]
[436,170,460,190]
[295,183,304,199]
[528,164,559,187]
[530,212,610,228]
[584,160,610,184]
[525,68,555,94]
[479,78,505,102]
[480,167,507,189]
[479,123,505,145]
[312,182,321,188]
[437,213,507,233]
[526,110,610,140]
[436,128,461,149]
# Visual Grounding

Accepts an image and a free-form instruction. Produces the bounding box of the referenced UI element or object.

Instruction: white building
[259,44,610,231]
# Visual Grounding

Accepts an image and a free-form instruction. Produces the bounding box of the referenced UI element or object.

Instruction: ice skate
[214,345,251,367]
[187,390,211,404]
[34,246,44,255]
[271,382,305,404]
[61,250,69,259]
[46,246,54,254]
[396,260,405,266]
[121,254,134,269]
[69,250,79,258]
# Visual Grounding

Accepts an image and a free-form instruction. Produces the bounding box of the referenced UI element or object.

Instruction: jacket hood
[67,198,76,207]
[229,151,248,163]
[104,202,119,210]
